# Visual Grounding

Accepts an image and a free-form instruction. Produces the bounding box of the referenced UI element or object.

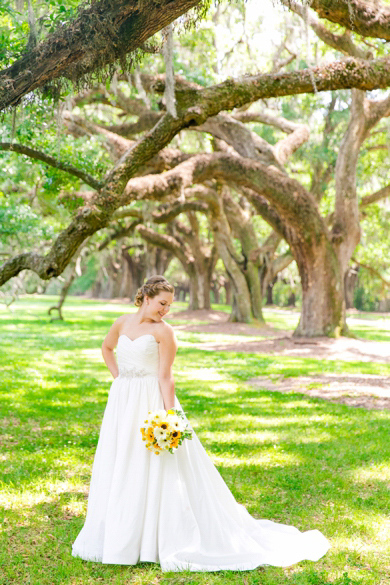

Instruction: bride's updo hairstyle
[134,275,174,308]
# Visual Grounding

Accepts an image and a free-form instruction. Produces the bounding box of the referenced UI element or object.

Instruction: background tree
[1,0,389,333]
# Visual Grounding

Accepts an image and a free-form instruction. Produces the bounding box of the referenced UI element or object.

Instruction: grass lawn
[1,296,389,585]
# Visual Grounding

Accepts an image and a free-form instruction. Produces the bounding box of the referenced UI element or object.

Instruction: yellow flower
[157,421,171,431]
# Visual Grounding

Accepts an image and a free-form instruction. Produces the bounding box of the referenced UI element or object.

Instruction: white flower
[166,413,180,424]
[154,427,168,440]
[156,435,170,449]
[151,410,167,425]
[167,415,186,431]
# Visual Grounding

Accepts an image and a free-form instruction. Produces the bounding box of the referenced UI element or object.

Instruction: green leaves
[0,201,54,244]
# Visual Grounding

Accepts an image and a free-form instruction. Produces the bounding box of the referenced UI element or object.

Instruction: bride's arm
[158,327,178,410]
[101,316,126,379]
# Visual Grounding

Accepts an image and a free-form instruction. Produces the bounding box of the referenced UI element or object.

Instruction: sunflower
[170,438,180,448]
[146,427,154,441]
[157,421,171,431]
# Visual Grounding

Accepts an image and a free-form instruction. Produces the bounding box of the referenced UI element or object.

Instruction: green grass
[1,296,389,585]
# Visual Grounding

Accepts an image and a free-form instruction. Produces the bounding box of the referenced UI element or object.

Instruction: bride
[72,275,330,572]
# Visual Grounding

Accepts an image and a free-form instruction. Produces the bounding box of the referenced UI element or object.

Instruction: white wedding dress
[72,334,330,572]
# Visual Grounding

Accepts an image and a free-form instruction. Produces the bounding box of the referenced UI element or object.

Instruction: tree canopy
[1,0,389,334]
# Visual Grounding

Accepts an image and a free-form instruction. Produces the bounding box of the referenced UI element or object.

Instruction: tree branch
[104,55,390,196]
[360,184,390,207]
[135,225,193,269]
[282,0,370,58]
[98,219,140,251]
[120,152,323,237]
[308,0,390,41]
[4,52,390,286]
[152,201,209,223]
[0,0,203,110]
[233,110,303,133]
[0,142,102,190]
[351,257,390,288]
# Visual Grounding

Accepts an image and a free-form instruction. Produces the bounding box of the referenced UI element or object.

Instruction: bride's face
[146,291,174,320]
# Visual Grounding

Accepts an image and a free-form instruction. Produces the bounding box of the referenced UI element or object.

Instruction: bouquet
[140,408,193,455]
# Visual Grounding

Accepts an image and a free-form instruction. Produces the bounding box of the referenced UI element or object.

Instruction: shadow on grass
[1,298,388,585]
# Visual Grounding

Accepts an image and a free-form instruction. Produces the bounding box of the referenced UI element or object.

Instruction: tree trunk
[287,292,296,307]
[344,264,359,309]
[222,187,264,322]
[122,248,146,300]
[266,282,274,305]
[246,261,264,321]
[214,235,252,322]
[118,247,134,298]
[224,279,232,305]
[202,272,211,310]
[293,239,344,337]
[188,272,200,310]
[212,284,220,304]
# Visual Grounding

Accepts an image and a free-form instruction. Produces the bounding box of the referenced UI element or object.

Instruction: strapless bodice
[116,334,159,379]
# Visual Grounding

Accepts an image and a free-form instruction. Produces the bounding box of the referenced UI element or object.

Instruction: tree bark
[308,0,390,41]
[0,0,202,110]
[344,265,359,309]
[206,189,252,322]
[221,187,264,321]
[3,54,390,289]
[293,237,343,337]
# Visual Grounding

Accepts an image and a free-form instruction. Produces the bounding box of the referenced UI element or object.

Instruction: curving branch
[282,0,370,58]
[98,219,141,251]
[151,201,209,223]
[3,52,390,287]
[360,184,390,208]
[307,0,390,41]
[63,112,133,160]
[105,54,390,191]
[238,187,290,241]
[120,152,324,236]
[351,257,390,288]
[233,110,304,133]
[111,208,143,220]
[274,124,310,165]
[135,225,193,270]
[0,0,203,111]
[106,112,163,138]
[0,142,102,190]
[111,200,208,222]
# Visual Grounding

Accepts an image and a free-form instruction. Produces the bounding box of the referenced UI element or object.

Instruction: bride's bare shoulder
[158,321,177,345]
[112,314,135,331]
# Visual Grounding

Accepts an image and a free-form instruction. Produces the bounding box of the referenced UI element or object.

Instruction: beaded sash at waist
[118,364,158,378]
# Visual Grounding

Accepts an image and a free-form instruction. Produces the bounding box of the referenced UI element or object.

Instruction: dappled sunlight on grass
[348,325,390,342]
[211,450,304,469]
[181,368,225,381]
[262,308,300,331]
[1,297,390,584]
[348,462,390,484]
[178,331,269,344]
